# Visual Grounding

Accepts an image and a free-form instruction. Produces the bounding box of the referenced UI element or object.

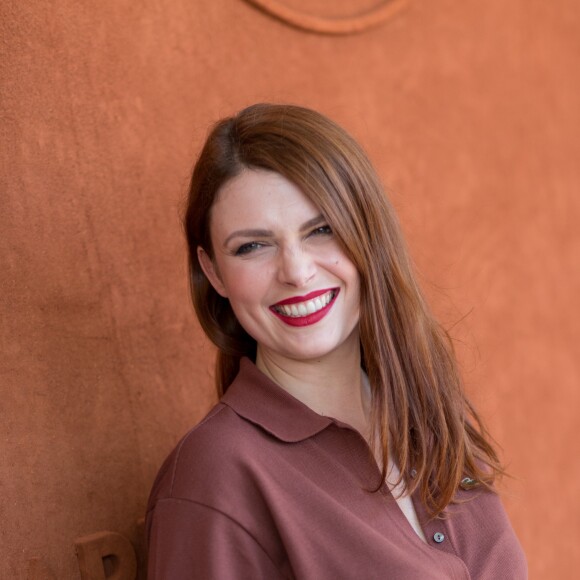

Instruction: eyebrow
[223,214,326,247]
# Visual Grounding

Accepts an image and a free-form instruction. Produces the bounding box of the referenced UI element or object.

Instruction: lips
[270,288,339,327]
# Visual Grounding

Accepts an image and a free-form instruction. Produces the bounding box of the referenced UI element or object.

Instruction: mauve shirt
[146,358,527,579]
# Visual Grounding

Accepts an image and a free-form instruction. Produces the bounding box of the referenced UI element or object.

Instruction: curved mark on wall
[243,0,409,35]
[75,531,137,579]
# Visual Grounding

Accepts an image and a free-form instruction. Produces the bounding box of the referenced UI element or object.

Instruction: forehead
[210,169,320,231]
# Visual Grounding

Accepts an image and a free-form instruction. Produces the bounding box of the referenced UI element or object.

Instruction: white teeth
[275,290,336,318]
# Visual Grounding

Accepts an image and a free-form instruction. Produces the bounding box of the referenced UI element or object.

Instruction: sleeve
[146,498,288,580]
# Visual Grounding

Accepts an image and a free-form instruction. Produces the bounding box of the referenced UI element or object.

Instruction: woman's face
[198,169,360,365]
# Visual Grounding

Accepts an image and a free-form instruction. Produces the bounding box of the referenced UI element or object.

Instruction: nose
[276,246,316,288]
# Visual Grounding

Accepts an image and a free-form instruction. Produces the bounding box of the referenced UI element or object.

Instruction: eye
[309,225,333,237]
[234,241,265,256]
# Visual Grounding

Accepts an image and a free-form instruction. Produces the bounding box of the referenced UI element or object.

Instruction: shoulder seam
[152,496,282,571]
[169,404,229,496]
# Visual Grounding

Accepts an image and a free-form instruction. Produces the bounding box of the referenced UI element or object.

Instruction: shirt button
[433,532,445,543]
[460,476,478,490]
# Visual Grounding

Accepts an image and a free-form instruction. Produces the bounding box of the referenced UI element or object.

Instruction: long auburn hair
[184,103,502,517]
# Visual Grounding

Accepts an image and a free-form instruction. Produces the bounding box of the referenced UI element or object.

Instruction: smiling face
[198,169,361,366]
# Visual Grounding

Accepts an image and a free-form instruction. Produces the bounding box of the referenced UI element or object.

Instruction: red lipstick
[272,288,336,307]
[270,288,339,327]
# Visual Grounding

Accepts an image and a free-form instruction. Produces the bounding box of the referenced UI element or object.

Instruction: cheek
[334,256,361,308]
[219,263,271,305]
[325,249,360,284]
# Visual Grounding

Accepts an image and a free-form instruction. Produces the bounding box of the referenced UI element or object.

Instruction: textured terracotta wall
[1,0,579,577]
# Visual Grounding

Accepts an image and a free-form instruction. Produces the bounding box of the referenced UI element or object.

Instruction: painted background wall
[2,0,579,578]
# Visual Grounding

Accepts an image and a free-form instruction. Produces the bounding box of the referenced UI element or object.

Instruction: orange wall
[2,1,579,577]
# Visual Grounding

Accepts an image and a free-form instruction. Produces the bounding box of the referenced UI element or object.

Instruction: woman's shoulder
[147,401,265,507]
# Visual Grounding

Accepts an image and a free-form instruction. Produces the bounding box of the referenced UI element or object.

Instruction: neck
[255,339,371,438]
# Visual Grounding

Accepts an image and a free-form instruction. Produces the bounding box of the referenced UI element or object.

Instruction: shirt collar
[221,358,334,442]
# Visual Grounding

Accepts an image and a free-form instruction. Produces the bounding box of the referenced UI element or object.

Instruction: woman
[146,104,527,579]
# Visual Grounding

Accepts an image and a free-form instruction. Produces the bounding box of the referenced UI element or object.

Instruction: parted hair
[184,103,502,517]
